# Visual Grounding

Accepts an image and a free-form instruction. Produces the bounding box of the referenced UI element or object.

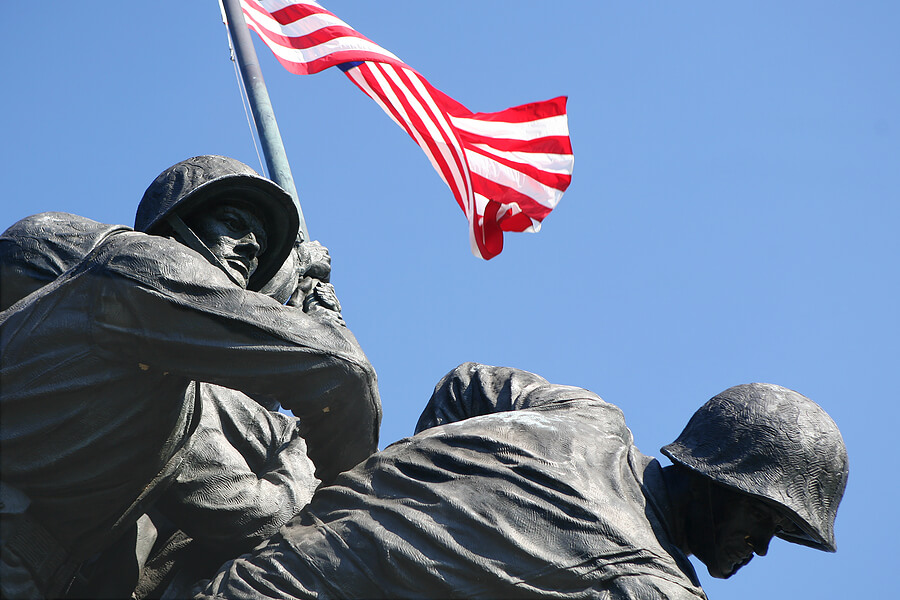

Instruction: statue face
[187,202,268,289]
[688,484,787,579]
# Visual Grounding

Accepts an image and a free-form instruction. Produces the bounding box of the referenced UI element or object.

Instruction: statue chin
[706,553,752,579]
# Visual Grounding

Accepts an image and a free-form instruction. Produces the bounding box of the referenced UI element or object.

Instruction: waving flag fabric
[238,0,574,259]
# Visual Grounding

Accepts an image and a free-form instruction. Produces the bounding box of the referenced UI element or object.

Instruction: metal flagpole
[220,0,309,242]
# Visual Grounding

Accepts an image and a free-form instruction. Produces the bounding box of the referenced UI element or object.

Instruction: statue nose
[239,231,262,257]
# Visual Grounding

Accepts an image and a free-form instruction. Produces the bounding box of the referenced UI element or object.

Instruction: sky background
[2,2,897,597]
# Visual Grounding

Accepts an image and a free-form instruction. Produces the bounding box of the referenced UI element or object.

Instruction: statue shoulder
[2,212,130,259]
[96,231,229,289]
[1,213,132,310]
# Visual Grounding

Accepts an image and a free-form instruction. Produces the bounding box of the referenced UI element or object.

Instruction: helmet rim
[661,383,848,553]
[135,156,299,291]
[661,444,839,552]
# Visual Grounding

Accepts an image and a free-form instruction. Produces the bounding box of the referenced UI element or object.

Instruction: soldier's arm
[415,362,600,433]
[89,233,380,482]
[157,385,319,553]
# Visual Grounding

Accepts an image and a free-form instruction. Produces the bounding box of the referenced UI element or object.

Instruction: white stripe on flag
[464,150,566,209]
[358,65,465,210]
[244,2,342,38]
[449,113,570,141]
[398,68,475,220]
[343,67,404,129]
[255,0,322,11]
[469,143,575,176]
[246,20,399,66]
[244,1,402,64]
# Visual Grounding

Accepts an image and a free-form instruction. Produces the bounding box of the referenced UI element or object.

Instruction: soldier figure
[199,363,847,599]
[0,156,381,598]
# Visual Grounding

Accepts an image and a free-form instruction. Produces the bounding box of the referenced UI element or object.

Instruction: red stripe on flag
[455,134,573,155]
[466,144,572,193]
[387,67,473,207]
[347,66,422,158]
[248,21,366,52]
[469,173,555,222]
[479,200,504,258]
[263,0,331,24]
[465,96,570,122]
[497,211,535,233]
[348,64,476,231]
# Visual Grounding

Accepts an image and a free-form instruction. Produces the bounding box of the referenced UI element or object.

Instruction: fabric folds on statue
[200,364,705,599]
[0,219,380,570]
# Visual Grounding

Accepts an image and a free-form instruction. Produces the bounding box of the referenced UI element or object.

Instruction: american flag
[237,0,574,259]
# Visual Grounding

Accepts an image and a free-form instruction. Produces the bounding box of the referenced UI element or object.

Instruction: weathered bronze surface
[0,157,380,598]
[0,156,847,599]
[196,363,847,599]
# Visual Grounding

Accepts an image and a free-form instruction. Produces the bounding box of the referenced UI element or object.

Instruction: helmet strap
[166,214,245,288]
[703,477,720,558]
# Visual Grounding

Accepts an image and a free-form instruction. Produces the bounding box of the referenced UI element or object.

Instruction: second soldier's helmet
[661,383,848,552]
[135,155,299,291]
[1,212,128,311]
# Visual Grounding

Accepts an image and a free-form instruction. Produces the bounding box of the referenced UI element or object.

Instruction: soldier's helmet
[135,155,299,291]
[661,383,848,552]
[1,212,128,311]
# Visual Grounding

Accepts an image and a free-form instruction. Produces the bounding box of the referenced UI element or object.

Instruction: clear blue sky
[2,2,897,597]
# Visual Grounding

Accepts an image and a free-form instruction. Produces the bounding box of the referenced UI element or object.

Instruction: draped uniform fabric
[199,364,706,600]
[158,383,320,551]
[69,384,321,599]
[0,213,381,597]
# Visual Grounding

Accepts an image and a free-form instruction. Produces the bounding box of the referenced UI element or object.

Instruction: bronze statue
[0,157,381,598]
[2,156,849,599]
[197,363,847,599]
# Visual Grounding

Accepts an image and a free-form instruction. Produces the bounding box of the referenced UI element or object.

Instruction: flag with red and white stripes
[238,0,574,259]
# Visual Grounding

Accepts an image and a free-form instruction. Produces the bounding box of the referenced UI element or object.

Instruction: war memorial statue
[0,156,381,598]
[1,158,847,599]
[196,362,848,600]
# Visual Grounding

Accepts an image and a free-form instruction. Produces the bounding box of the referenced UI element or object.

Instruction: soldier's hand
[303,282,345,326]
[305,281,342,313]
[287,242,344,324]
[297,240,331,282]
